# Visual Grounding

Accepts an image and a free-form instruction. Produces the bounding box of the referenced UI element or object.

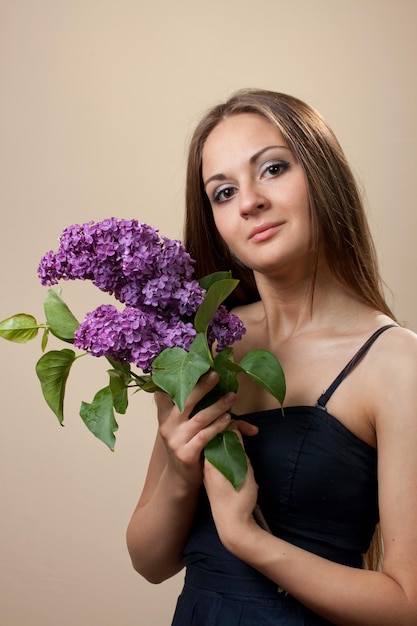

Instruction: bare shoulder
[369,324,417,424]
[373,325,417,375]
[384,323,417,346]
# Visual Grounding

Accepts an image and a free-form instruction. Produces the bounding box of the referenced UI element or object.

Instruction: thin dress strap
[316,324,398,409]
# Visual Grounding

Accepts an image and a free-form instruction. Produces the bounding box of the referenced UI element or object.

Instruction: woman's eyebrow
[203,144,291,189]
[249,144,291,165]
[204,173,227,188]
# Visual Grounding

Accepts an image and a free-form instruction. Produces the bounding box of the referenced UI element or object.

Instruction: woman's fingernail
[206,371,218,383]
[224,392,236,405]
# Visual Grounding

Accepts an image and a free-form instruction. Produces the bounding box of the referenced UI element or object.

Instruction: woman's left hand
[203,423,260,552]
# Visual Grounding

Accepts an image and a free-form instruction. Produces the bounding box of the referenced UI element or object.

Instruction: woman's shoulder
[367,323,417,404]
[373,323,417,358]
[347,319,417,379]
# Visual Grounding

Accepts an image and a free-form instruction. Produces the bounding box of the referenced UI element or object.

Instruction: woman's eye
[213,186,236,203]
[262,160,289,179]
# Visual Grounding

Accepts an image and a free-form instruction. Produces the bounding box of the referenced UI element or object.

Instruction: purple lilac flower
[38,219,205,317]
[74,304,197,373]
[41,218,246,369]
[208,305,246,351]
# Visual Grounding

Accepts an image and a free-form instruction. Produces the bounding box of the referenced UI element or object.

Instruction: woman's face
[202,113,313,281]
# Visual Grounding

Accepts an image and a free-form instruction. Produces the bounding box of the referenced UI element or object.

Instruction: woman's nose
[238,182,270,217]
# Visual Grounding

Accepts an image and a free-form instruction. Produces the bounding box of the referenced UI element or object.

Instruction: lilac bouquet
[0,219,285,489]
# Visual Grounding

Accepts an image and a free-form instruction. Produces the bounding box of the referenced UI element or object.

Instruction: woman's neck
[252,265,371,344]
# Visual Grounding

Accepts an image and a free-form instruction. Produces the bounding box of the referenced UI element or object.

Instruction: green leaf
[198,271,233,291]
[35,349,77,423]
[108,369,129,414]
[43,289,80,342]
[194,279,239,334]
[213,348,239,394]
[151,333,211,412]
[80,387,118,451]
[204,430,248,490]
[239,349,286,407]
[192,349,240,414]
[41,327,49,351]
[0,313,40,343]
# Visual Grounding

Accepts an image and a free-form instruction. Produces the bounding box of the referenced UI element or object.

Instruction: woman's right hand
[155,371,238,490]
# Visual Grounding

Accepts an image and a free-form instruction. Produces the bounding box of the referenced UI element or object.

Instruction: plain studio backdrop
[0,1,416,624]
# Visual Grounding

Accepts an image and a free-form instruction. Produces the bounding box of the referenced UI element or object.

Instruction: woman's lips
[248,222,283,243]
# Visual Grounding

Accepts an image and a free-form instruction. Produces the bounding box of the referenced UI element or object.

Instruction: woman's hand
[203,423,260,552]
[155,371,239,490]
[127,372,244,583]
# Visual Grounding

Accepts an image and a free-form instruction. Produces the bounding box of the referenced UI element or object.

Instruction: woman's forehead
[202,114,288,175]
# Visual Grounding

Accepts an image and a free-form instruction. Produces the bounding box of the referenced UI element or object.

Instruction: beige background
[0,1,416,624]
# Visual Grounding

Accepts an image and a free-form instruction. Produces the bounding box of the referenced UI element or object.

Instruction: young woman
[126,89,417,625]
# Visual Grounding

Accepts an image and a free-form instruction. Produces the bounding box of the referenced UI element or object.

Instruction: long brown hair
[184,89,395,569]
[184,88,395,319]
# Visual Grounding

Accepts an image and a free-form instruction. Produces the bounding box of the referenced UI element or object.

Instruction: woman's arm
[126,372,257,583]
[204,329,417,625]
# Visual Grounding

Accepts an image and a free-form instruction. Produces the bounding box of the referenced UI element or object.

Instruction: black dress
[171,325,396,625]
